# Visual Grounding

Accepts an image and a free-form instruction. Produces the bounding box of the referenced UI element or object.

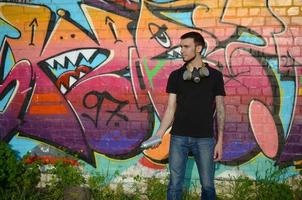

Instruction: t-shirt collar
[181,62,209,71]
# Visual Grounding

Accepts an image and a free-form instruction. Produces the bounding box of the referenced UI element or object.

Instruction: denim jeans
[167,135,216,200]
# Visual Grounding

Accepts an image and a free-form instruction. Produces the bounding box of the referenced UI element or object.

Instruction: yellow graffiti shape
[81,4,134,49]
[41,9,99,58]
[0,3,51,61]
[143,130,171,162]
[223,0,283,32]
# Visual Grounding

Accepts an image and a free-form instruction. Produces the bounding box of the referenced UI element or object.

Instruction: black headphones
[183,65,209,83]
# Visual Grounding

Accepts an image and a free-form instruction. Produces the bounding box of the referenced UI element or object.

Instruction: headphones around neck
[183,65,209,83]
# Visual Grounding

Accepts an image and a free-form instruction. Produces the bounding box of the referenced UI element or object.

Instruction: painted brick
[226,105,237,113]
[226,0,242,8]
[229,57,244,66]
[288,7,300,15]
[199,0,220,8]
[270,0,293,7]
[0,0,301,184]
[249,8,261,16]
[295,115,302,123]
[225,123,237,132]
[224,7,237,16]
[224,96,241,105]
[271,37,293,45]
[266,16,289,26]
[226,114,242,122]
[242,115,250,123]
[224,79,243,87]
[292,16,302,25]
[199,18,217,27]
[214,28,225,37]
[217,0,226,7]
[293,0,302,6]
[260,7,272,16]
[209,8,224,17]
[243,77,270,88]
[287,132,301,143]
[238,105,249,114]
[249,88,262,96]
[241,17,265,26]
[237,8,249,16]
[243,0,266,7]
[236,87,249,95]
[285,144,302,153]
[225,87,236,95]
[223,17,241,24]
[244,57,258,65]
[225,27,236,36]
[290,46,301,56]
[241,96,254,105]
[294,37,302,45]
[250,66,265,76]
[237,123,250,132]
[271,7,287,16]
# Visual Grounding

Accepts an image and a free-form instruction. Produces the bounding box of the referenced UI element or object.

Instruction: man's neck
[186,56,204,71]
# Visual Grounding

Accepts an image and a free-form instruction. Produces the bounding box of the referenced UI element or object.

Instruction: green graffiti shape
[143,58,166,88]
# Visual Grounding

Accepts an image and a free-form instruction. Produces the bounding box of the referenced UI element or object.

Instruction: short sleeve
[214,71,226,96]
[166,71,178,94]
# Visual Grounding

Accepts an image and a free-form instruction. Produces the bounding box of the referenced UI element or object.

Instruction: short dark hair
[180,31,205,48]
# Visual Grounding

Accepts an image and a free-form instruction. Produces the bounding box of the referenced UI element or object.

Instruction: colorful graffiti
[1,0,302,181]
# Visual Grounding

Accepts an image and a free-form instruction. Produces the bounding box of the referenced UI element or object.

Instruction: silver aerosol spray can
[140,135,162,149]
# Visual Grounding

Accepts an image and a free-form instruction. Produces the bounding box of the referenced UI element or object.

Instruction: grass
[1,142,302,200]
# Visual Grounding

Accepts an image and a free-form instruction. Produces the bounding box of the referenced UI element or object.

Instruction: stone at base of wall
[63,186,91,200]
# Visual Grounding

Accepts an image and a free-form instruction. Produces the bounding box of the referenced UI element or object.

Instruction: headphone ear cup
[183,70,192,80]
[199,67,209,78]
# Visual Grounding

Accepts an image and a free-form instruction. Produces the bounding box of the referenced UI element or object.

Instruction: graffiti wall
[1,0,302,183]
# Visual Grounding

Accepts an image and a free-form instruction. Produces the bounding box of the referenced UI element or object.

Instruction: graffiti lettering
[82,90,129,128]
[28,18,38,46]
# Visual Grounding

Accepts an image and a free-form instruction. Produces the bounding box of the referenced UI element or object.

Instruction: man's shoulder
[205,62,223,76]
[169,65,185,76]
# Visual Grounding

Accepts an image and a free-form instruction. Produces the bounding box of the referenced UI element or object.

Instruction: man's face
[180,38,200,62]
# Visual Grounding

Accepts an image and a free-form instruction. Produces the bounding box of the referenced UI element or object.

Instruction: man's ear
[196,45,202,54]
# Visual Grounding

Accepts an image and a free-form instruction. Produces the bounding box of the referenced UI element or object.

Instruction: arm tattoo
[216,96,225,135]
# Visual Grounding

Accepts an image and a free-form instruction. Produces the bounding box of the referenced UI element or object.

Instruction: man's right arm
[155,93,177,138]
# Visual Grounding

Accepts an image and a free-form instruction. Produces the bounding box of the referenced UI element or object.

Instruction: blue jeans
[167,135,216,200]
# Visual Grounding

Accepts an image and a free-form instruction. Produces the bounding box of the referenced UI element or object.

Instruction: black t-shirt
[166,63,226,138]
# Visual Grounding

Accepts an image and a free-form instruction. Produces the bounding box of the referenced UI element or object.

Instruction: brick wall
[0,0,302,181]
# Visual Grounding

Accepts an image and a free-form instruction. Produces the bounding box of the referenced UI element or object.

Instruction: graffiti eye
[148,23,171,48]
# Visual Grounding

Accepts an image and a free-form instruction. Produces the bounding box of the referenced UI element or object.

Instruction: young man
[155,32,225,200]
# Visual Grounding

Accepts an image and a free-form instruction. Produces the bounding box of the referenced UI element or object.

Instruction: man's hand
[213,140,223,161]
[151,142,161,149]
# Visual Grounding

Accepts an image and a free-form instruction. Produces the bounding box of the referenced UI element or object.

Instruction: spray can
[140,135,162,149]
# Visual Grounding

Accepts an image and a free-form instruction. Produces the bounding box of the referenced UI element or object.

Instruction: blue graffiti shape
[0,80,17,113]
[0,42,17,112]
[0,18,20,48]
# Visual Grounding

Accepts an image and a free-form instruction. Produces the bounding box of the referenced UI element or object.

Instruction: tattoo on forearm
[216,98,225,135]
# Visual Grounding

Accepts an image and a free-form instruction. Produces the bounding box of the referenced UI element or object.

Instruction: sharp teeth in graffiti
[53,54,66,67]
[45,58,55,68]
[60,84,67,94]
[81,49,97,62]
[67,51,79,66]
[173,50,181,57]
[174,46,181,54]
[44,49,98,68]
[69,76,78,87]
[167,46,181,58]
[167,50,174,57]
[79,71,86,78]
